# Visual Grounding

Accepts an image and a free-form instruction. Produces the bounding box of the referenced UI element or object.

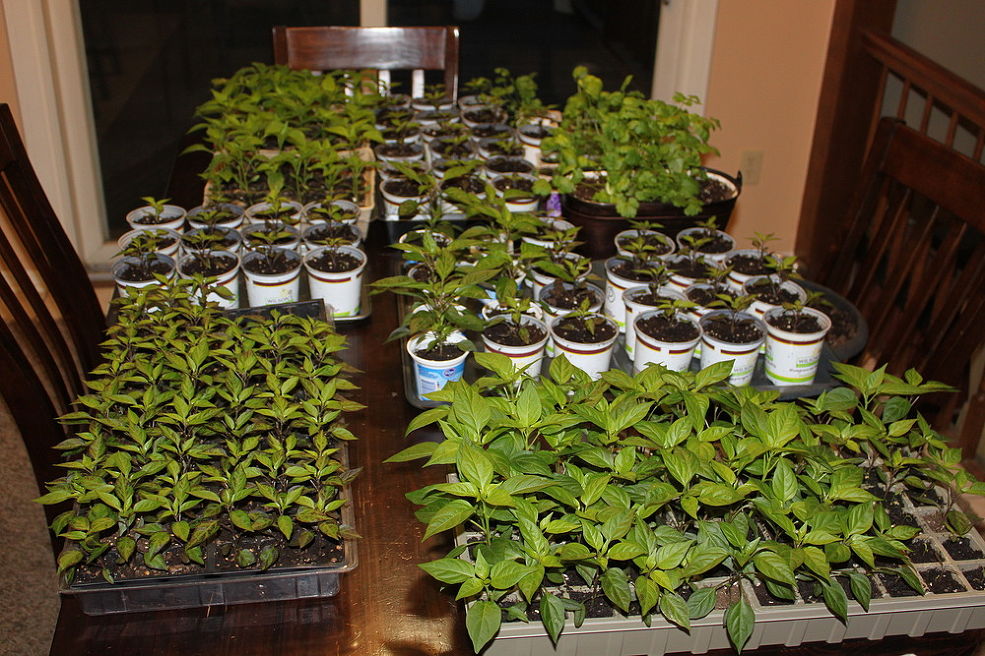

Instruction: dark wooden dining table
[45,148,985,656]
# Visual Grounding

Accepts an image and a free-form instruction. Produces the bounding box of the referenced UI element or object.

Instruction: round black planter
[561,168,742,259]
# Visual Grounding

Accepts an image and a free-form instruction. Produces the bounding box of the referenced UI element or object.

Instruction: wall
[0,2,20,125]
[702,0,835,252]
[892,0,985,90]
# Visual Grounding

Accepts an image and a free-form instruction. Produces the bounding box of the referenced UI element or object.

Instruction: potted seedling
[547,295,618,379]
[762,295,832,386]
[724,231,778,290]
[699,293,765,385]
[176,230,241,309]
[240,222,302,307]
[603,229,671,331]
[117,227,181,258]
[664,239,718,291]
[303,199,362,250]
[125,196,187,233]
[111,230,176,297]
[621,263,685,357]
[742,254,807,318]
[614,220,675,258]
[480,277,550,378]
[632,297,701,373]
[676,217,737,265]
[374,115,425,164]
[303,236,368,319]
[187,202,245,230]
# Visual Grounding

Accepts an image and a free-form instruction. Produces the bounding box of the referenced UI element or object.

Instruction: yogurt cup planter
[303,246,367,319]
[521,217,576,249]
[614,228,676,259]
[724,248,773,291]
[460,105,507,128]
[182,226,243,254]
[177,250,241,309]
[428,136,476,162]
[373,142,426,167]
[125,202,186,233]
[303,199,360,225]
[482,154,535,179]
[492,173,540,213]
[410,96,455,112]
[111,253,176,298]
[117,228,182,258]
[698,309,767,386]
[529,252,592,301]
[380,177,428,219]
[675,226,736,265]
[478,138,526,161]
[406,333,469,401]
[622,285,685,357]
[241,248,302,307]
[742,275,808,318]
[516,123,553,167]
[539,281,604,357]
[379,158,429,182]
[632,310,702,373]
[240,222,300,252]
[186,203,244,230]
[244,200,304,225]
[302,222,362,252]
[665,253,718,291]
[414,109,460,128]
[480,315,550,378]
[469,123,513,144]
[549,314,619,380]
[603,257,664,332]
[763,306,832,386]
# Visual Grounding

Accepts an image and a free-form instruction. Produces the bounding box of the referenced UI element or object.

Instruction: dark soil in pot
[431,139,474,159]
[628,290,681,308]
[609,260,658,282]
[703,315,764,343]
[685,231,733,254]
[242,225,297,247]
[251,207,297,222]
[685,285,731,307]
[746,279,801,305]
[182,231,239,252]
[382,178,423,198]
[885,499,920,527]
[377,143,423,159]
[131,212,177,226]
[965,567,985,590]
[307,249,362,273]
[308,206,359,223]
[484,141,524,158]
[381,125,421,142]
[180,252,238,277]
[493,175,535,200]
[909,539,943,564]
[243,251,300,275]
[463,107,504,124]
[728,253,771,275]
[519,124,552,140]
[375,107,413,126]
[415,342,465,361]
[667,257,715,280]
[944,537,985,561]
[922,568,967,594]
[553,316,616,343]
[442,175,485,194]
[753,580,795,606]
[541,284,598,311]
[637,315,700,342]
[574,175,735,206]
[471,123,512,139]
[305,223,360,245]
[877,572,921,597]
[484,321,547,347]
[115,257,173,282]
[487,156,533,175]
[766,311,824,333]
[417,109,458,123]
[616,233,673,256]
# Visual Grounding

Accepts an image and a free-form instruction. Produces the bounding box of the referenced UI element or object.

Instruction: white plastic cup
[622,285,685,356]
[125,204,186,233]
[244,200,304,225]
[698,310,766,386]
[742,275,808,319]
[407,333,469,401]
[763,307,832,386]
[177,250,241,309]
[724,249,770,292]
[112,254,175,298]
[613,228,676,259]
[117,228,182,258]
[480,316,550,378]
[241,248,302,307]
[303,246,367,318]
[604,257,662,333]
[675,226,735,265]
[539,281,603,357]
[186,203,244,230]
[633,311,702,373]
[549,314,619,380]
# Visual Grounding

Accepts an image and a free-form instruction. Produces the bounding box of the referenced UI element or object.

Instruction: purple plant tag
[546,192,562,217]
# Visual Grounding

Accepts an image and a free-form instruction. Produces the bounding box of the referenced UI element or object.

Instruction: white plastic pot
[125,203,187,233]
[664,254,715,291]
[549,314,618,380]
[614,228,676,259]
[407,333,469,401]
[529,252,590,300]
[186,203,244,230]
[481,316,550,378]
[622,285,685,357]
[177,250,241,309]
[742,275,808,318]
[698,310,766,386]
[517,124,550,167]
[763,307,832,386]
[493,174,540,213]
[241,248,302,307]
[539,281,603,357]
[604,257,662,333]
[239,222,300,252]
[303,246,367,318]
[724,249,771,292]
[675,226,735,265]
[380,179,427,218]
[182,226,243,255]
[521,218,576,249]
[117,228,182,258]
[303,199,360,225]
[111,254,176,298]
[633,311,702,373]
[244,200,304,225]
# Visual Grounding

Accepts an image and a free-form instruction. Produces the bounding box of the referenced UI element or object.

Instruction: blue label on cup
[415,360,466,399]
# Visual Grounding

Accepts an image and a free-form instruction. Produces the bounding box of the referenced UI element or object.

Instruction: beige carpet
[0,396,59,656]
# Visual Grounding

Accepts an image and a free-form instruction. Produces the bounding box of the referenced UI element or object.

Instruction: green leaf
[724,598,755,653]
[384,441,439,462]
[277,515,294,541]
[771,460,797,504]
[230,509,253,531]
[753,551,795,586]
[419,557,474,584]
[490,560,530,589]
[539,592,566,645]
[35,489,75,505]
[821,579,848,624]
[466,600,502,652]
[600,567,632,613]
[259,546,279,571]
[422,499,475,540]
[659,591,690,630]
[236,549,256,568]
[171,521,190,542]
[457,442,494,488]
[682,544,728,577]
[635,575,658,616]
[687,587,717,619]
[186,519,219,548]
[116,536,136,562]
[57,549,83,573]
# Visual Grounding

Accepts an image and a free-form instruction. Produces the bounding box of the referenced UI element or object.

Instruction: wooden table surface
[46,150,985,655]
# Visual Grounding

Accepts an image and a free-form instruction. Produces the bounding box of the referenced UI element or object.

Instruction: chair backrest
[0,103,105,491]
[815,117,985,445]
[272,25,460,99]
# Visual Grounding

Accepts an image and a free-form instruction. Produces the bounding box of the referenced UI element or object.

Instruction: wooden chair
[815,116,985,456]
[0,103,105,493]
[272,25,460,99]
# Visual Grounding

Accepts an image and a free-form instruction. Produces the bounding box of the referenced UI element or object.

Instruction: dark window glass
[80,0,359,236]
